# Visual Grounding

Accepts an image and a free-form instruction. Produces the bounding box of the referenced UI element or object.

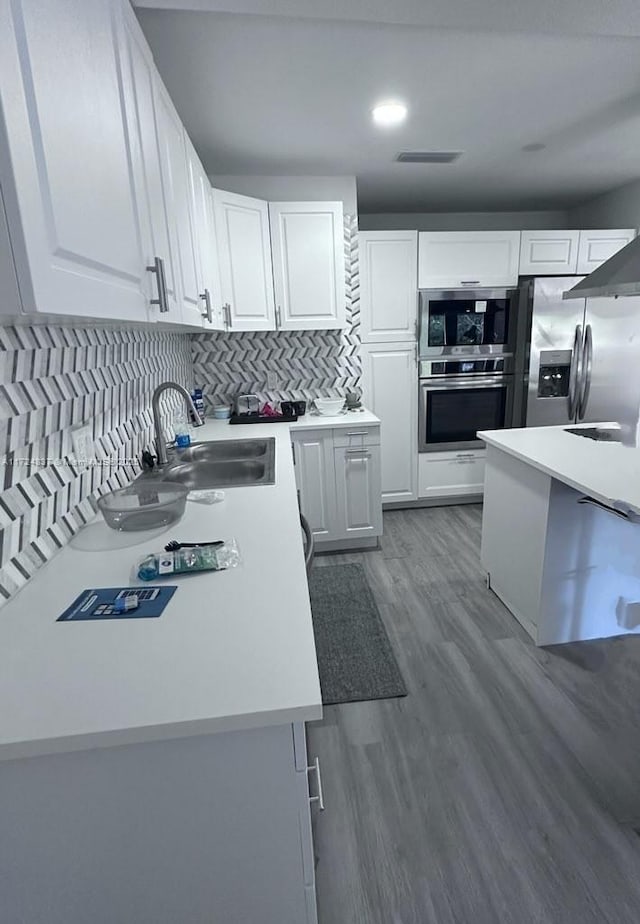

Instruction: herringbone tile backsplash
[0,216,361,607]
[192,215,361,406]
[0,325,192,605]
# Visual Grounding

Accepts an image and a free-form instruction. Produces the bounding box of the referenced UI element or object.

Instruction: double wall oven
[418,288,518,452]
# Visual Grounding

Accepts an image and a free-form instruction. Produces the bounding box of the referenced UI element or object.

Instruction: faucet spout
[151,382,203,465]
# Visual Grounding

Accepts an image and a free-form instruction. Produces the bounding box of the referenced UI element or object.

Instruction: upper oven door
[418,288,517,358]
[418,375,514,452]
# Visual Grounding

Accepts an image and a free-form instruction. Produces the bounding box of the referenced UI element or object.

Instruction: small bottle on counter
[173,408,191,448]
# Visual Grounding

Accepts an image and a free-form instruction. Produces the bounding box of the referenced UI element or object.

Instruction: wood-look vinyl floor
[308,505,640,924]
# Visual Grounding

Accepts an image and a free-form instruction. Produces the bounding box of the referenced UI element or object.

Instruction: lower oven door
[419,375,514,452]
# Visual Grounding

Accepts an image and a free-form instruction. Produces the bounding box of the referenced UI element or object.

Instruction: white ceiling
[135,1,640,212]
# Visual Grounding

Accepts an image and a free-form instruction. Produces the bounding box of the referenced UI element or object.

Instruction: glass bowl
[97,482,189,532]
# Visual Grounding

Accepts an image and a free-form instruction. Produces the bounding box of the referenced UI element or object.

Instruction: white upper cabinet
[0,0,150,322]
[212,189,276,332]
[155,86,203,328]
[269,201,345,330]
[185,140,224,330]
[418,231,521,289]
[359,231,418,342]
[577,229,636,275]
[519,230,579,275]
[360,342,418,503]
[120,4,181,321]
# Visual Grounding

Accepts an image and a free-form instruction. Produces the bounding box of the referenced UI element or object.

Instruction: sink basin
[154,437,276,488]
[162,459,272,489]
[171,439,270,463]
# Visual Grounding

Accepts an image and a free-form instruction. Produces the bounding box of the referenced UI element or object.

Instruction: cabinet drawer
[332,426,381,448]
[419,451,486,499]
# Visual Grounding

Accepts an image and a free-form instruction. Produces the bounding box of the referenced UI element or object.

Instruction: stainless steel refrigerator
[515,276,640,437]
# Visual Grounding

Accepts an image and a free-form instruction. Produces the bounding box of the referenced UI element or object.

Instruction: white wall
[209,175,358,214]
[358,210,570,231]
[569,178,640,230]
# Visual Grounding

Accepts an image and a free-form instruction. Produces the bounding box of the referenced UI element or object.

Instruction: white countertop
[479,424,640,516]
[0,409,379,762]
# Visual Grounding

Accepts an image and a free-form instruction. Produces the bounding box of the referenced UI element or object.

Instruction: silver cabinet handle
[300,513,314,575]
[346,430,369,437]
[568,324,583,419]
[199,288,212,323]
[223,303,232,330]
[577,323,593,421]
[345,450,370,458]
[147,256,169,313]
[307,756,325,811]
[275,305,282,329]
[460,279,480,286]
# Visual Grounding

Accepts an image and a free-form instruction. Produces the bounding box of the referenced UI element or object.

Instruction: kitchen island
[479,424,640,646]
[0,410,379,924]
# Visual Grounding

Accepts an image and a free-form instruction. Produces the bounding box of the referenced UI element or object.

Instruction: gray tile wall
[191,215,361,407]
[0,325,192,605]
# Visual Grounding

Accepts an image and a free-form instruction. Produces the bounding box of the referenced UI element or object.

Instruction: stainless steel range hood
[563,233,640,299]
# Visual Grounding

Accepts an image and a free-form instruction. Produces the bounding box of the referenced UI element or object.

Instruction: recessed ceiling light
[372,100,407,128]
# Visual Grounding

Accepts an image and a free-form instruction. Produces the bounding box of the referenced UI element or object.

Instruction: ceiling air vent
[396,151,463,164]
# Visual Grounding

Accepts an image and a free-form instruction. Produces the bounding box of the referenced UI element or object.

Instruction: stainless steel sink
[172,439,270,463]
[156,437,275,488]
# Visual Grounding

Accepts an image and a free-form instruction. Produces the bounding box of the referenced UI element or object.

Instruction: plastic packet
[136,539,241,581]
[188,489,225,505]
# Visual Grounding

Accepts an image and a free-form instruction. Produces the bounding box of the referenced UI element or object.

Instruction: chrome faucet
[152,382,204,465]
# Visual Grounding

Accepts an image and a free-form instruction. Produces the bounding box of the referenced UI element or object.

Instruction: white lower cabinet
[293,430,337,541]
[334,444,383,539]
[360,342,418,504]
[293,426,382,548]
[1,722,320,924]
[418,449,486,500]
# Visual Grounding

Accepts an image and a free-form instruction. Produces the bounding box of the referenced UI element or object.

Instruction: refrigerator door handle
[568,324,583,419]
[577,323,593,420]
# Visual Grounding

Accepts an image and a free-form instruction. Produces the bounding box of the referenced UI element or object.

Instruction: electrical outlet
[266,370,279,390]
[71,424,94,473]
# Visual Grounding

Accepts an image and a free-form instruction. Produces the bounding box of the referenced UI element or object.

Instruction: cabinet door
[120,5,180,320]
[360,343,418,503]
[418,231,521,288]
[519,231,579,275]
[292,431,337,541]
[212,189,276,331]
[577,229,636,275]
[334,445,383,539]
[0,0,149,322]
[155,84,202,327]
[185,139,224,330]
[359,231,418,342]
[418,450,486,499]
[269,202,345,330]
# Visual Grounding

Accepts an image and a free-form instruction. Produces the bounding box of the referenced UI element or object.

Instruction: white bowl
[315,397,345,416]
